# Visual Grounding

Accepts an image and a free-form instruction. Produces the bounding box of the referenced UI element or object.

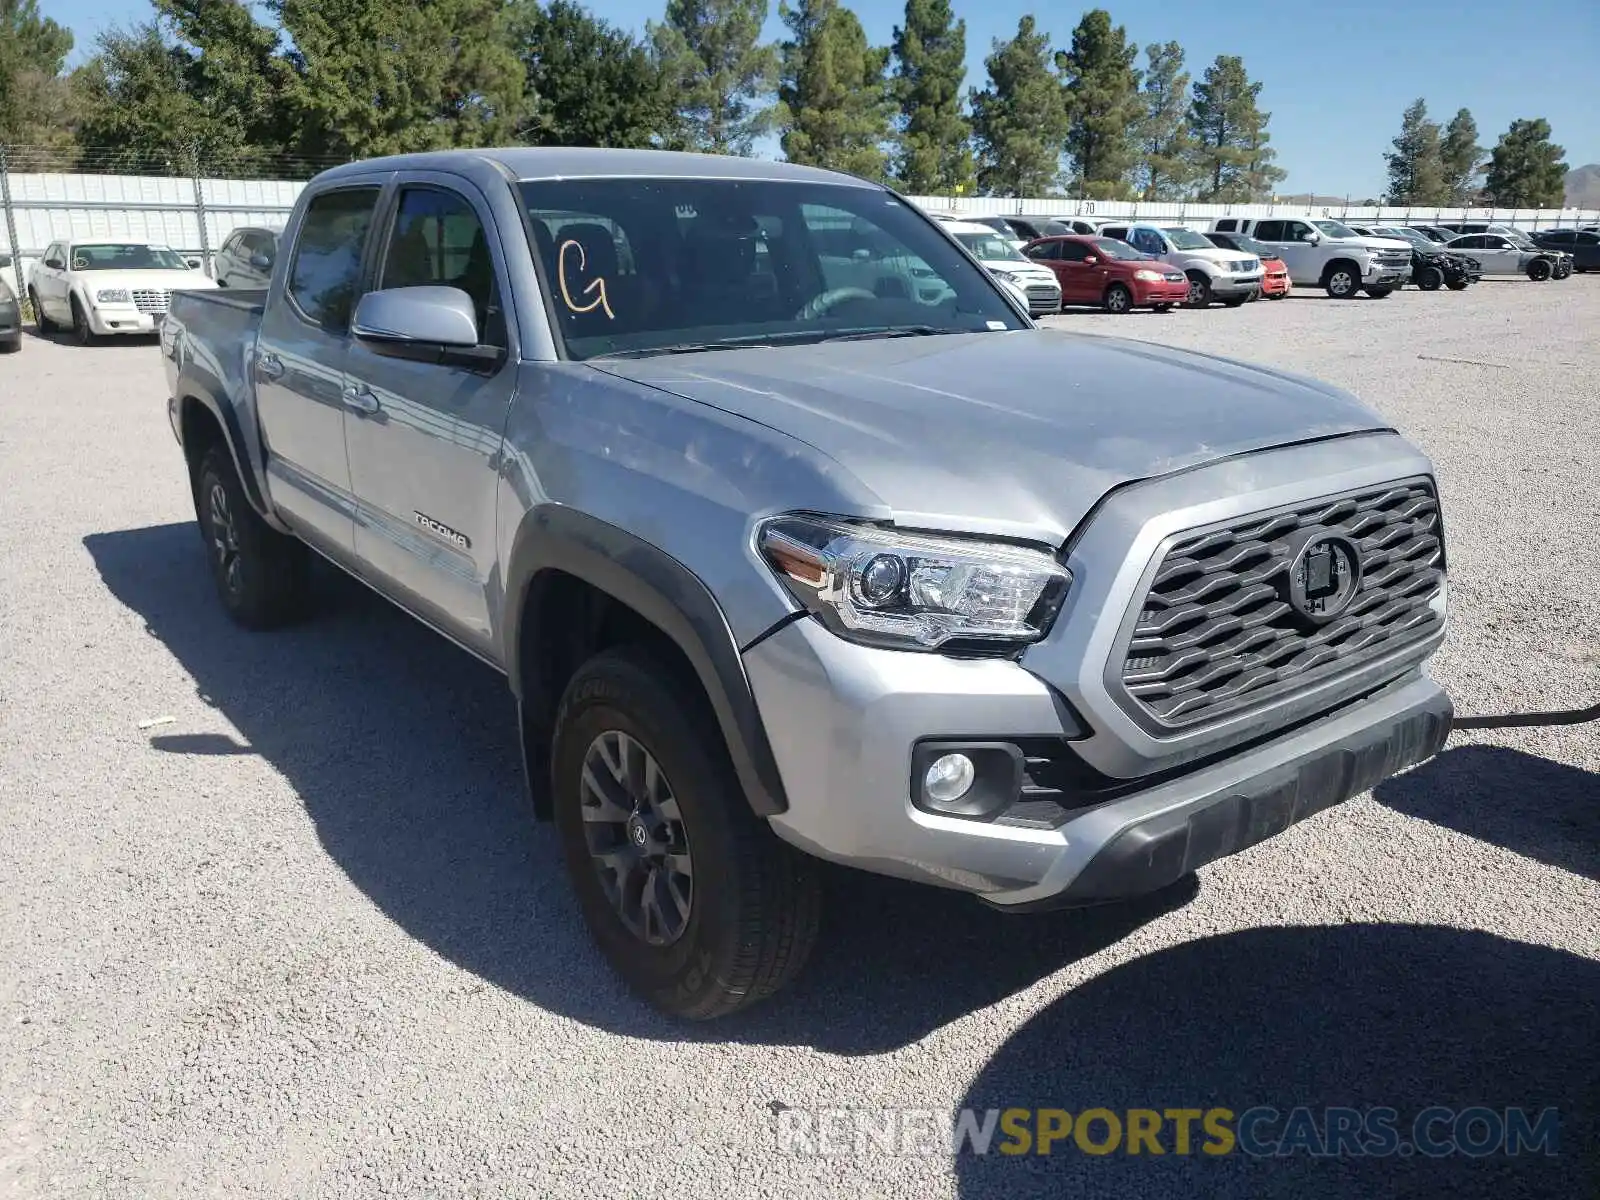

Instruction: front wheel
[553,649,821,1019]
[28,289,54,335]
[1185,273,1212,308]
[1324,266,1361,298]
[1102,282,1133,314]
[194,445,309,628]
[1415,265,1444,291]
[1527,258,1552,281]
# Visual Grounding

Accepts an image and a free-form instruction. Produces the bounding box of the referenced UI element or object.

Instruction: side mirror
[45,257,63,270]
[352,286,502,369]
[186,258,203,269]
[1301,231,1321,244]
[1083,255,1098,265]
[249,252,273,271]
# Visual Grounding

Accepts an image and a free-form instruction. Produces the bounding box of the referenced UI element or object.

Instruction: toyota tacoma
[162,149,1452,1018]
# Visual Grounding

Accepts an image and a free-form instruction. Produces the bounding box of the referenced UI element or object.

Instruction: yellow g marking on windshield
[557,239,614,320]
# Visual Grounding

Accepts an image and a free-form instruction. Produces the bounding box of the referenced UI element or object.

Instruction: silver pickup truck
[163,148,1452,1018]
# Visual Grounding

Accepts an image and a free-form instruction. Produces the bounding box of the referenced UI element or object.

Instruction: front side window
[517,179,1023,359]
[69,243,189,270]
[287,187,379,333]
[1055,241,1089,262]
[380,187,504,346]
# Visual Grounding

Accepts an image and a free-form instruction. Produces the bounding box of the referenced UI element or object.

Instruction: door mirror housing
[45,256,64,270]
[1082,255,1098,265]
[352,286,502,369]
[186,258,203,270]
[1300,230,1321,244]
[248,252,274,271]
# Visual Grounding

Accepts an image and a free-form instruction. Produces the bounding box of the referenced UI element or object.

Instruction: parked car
[0,269,20,353]
[1443,233,1564,280]
[162,147,1452,1019]
[1367,227,1482,290]
[1528,228,1600,272]
[215,226,283,289]
[1022,234,1189,312]
[1202,231,1291,298]
[1403,225,1457,245]
[1097,223,1263,307]
[28,240,215,342]
[992,215,1075,242]
[1210,217,1412,298]
[944,220,1062,315]
[1047,216,1114,235]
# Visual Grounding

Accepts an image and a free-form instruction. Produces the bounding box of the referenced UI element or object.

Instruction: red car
[1204,231,1291,299]
[1022,235,1191,313]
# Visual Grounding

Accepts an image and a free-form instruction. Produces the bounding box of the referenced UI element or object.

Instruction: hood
[1334,236,1412,253]
[76,269,215,292]
[1175,246,1243,266]
[593,330,1389,541]
[980,259,1056,280]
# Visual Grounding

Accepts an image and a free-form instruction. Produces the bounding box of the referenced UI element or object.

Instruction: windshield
[1222,234,1272,257]
[69,243,189,270]
[954,232,1026,261]
[517,180,1024,359]
[1313,220,1359,238]
[1382,229,1431,248]
[1092,238,1149,261]
[1027,219,1072,237]
[1162,228,1211,250]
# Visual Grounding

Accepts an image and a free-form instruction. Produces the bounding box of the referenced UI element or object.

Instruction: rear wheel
[1324,264,1361,298]
[553,648,822,1019]
[29,289,54,335]
[193,444,310,629]
[0,334,19,354]
[1103,282,1133,314]
[1185,273,1212,308]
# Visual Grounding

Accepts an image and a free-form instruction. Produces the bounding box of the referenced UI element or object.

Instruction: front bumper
[1260,270,1292,296]
[1209,273,1264,297]
[1131,278,1191,305]
[1364,262,1411,286]
[744,615,1451,907]
[85,305,165,335]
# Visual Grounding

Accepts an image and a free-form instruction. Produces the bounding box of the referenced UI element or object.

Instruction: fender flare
[175,383,274,520]
[505,507,789,817]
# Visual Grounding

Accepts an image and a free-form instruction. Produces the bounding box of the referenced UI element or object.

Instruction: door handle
[341,384,381,416]
[257,351,284,381]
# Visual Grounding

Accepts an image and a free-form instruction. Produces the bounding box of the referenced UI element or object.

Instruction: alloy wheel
[1329,271,1356,297]
[580,729,693,946]
[207,481,242,597]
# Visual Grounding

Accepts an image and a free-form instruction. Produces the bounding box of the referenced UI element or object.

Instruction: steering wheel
[796,287,878,320]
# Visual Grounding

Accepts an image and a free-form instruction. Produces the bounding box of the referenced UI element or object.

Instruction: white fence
[4,168,1597,298]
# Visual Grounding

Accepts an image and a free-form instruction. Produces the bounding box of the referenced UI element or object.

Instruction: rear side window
[1541,231,1575,244]
[288,188,379,333]
[1215,219,1237,232]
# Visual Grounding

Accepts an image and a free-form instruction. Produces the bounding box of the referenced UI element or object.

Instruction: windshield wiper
[810,325,956,343]
[594,325,963,359]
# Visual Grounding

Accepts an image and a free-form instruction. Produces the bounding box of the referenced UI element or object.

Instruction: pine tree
[1440,108,1483,205]
[1384,99,1447,205]
[777,0,891,180]
[1055,8,1140,199]
[0,0,76,163]
[889,0,971,194]
[649,0,777,155]
[1133,41,1192,200]
[510,0,670,149]
[1186,54,1276,202]
[969,16,1066,197]
[1483,118,1567,208]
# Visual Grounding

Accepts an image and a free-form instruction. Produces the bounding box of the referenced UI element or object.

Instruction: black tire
[1363,286,1394,299]
[0,335,19,354]
[29,289,54,335]
[193,444,309,629]
[1553,262,1571,280]
[69,295,95,345]
[1152,303,1174,313]
[1324,263,1361,298]
[1527,258,1552,281]
[1102,282,1133,314]
[552,648,822,1019]
[1184,273,1212,308]
[1415,265,1445,291]
[1446,280,1470,291]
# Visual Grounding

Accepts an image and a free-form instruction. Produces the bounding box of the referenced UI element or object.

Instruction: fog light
[924,753,975,805]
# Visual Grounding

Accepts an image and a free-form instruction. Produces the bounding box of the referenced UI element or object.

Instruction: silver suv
[162,149,1452,1018]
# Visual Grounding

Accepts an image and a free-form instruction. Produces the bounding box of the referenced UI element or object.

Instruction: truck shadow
[1373,744,1598,883]
[954,924,1598,1199]
[84,521,1197,1052]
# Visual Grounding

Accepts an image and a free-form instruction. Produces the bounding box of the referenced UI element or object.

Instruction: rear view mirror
[352,286,502,369]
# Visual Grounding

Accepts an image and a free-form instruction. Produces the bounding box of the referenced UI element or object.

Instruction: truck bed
[184,287,267,315]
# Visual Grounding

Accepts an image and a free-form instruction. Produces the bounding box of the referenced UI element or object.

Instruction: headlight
[759,515,1071,651]
[95,289,131,305]
[1133,269,1163,282]
[989,269,1021,285]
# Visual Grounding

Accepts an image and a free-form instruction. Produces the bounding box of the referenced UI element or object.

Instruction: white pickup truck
[1210,217,1412,299]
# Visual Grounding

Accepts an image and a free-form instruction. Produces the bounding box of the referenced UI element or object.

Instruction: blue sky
[48,0,1600,197]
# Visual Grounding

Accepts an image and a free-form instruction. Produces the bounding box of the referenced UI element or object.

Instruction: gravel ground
[2,279,1596,1199]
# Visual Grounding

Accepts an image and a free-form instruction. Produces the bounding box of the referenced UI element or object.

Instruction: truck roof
[314,147,878,189]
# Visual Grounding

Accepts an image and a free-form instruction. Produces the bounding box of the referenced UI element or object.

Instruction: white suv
[943,220,1062,316]
[1097,224,1263,308]
[1211,217,1412,298]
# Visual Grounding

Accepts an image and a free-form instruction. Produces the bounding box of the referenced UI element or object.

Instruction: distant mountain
[1566,164,1600,208]
[1274,192,1357,207]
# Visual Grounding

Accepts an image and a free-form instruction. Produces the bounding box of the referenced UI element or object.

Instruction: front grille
[1374,251,1411,272]
[1025,284,1059,313]
[132,289,171,314]
[1118,480,1444,728]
